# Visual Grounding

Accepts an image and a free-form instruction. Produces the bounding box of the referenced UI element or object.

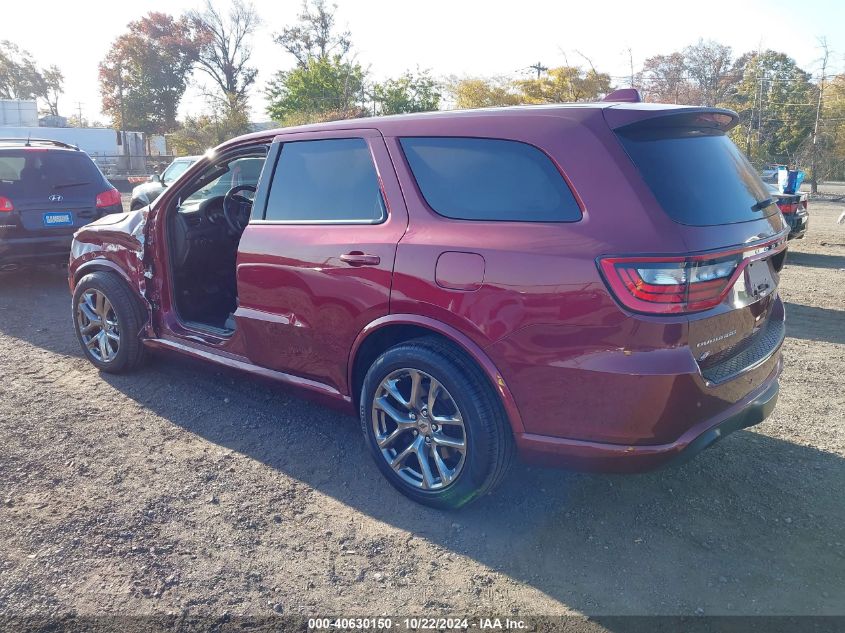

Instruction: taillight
[0,196,14,212]
[95,188,121,208]
[599,254,742,314]
[777,201,798,214]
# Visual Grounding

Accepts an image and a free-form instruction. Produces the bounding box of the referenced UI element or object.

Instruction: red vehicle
[68,99,788,509]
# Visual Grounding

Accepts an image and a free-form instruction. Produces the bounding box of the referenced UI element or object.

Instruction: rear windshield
[616,129,778,226]
[400,137,581,222]
[0,150,103,197]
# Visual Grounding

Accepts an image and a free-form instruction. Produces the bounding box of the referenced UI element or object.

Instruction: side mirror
[149,173,161,184]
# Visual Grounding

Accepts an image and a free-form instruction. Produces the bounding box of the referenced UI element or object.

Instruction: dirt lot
[0,201,843,619]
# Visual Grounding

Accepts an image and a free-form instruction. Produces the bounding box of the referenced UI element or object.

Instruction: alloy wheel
[371,368,467,490]
[77,289,120,363]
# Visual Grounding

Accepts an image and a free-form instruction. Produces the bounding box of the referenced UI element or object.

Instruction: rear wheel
[72,271,147,373]
[360,337,514,509]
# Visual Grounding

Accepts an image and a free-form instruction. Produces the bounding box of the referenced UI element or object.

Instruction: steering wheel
[223,184,257,234]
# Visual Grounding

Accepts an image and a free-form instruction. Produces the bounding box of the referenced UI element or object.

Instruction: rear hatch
[602,107,788,383]
[0,149,110,237]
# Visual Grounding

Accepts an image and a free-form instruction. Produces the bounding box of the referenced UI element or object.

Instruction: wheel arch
[72,258,134,290]
[71,258,152,332]
[348,314,525,434]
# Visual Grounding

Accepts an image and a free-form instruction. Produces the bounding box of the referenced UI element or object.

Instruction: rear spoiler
[604,107,740,134]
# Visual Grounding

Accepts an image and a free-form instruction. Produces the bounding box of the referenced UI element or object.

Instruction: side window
[264,138,385,223]
[400,137,581,222]
[182,155,266,207]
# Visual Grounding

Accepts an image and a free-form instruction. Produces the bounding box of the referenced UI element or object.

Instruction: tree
[274,0,351,68]
[41,66,64,116]
[817,73,845,180]
[516,66,611,103]
[266,0,363,123]
[169,105,251,155]
[66,114,105,129]
[446,76,521,109]
[188,0,260,112]
[683,39,736,107]
[266,55,364,123]
[372,70,440,115]
[726,50,815,165]
[0,40,65,116]
[99,13,199,133]
[0,40,46,100]
[638,52,695,104]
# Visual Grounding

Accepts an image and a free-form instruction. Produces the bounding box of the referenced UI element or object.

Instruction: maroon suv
[68,100,787,508]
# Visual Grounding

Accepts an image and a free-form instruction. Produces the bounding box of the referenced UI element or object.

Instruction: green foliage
[98,12,199,134]
[0,40,46,100]
[0,40,63,115]
[515,66,611,103]
[168,101,251,155]
[726,50,815,165]
[265,55,364,124]
[446,76,521,109]
[372,70,441,115]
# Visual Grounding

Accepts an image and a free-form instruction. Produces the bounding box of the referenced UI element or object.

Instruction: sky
[2,0,844,124]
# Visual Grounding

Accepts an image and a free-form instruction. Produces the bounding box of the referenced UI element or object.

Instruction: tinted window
[265,138,385,223]
[400,137,581,222]
[617,129,779,226]
[0,150,102,197]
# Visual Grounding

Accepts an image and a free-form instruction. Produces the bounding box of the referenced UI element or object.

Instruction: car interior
[167,146,268,332]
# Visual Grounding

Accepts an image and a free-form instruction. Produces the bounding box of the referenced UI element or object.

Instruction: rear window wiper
[52,181,91,190]
[751,198,773,212]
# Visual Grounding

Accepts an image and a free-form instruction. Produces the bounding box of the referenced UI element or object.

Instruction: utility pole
[626,48,635,88]
[745,79,757,156]
[529,61,548,80]
[810,37,830,194]
[75,102,84,128]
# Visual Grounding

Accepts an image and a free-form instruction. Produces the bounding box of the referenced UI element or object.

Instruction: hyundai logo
[48,194,63,203]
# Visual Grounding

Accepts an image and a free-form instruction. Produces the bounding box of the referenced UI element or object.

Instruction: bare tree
[274,0,351,68]
[189,0,260,109]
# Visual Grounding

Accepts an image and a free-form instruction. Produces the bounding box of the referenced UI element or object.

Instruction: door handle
[340,252,381,266]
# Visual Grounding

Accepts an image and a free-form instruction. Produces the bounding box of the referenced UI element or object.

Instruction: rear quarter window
[400,137,581,222]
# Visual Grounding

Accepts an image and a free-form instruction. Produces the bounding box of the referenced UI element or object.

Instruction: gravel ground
[0,201,843,619]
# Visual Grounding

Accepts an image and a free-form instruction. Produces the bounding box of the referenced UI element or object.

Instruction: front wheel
[359,338,514,509]
[72,271,147,373]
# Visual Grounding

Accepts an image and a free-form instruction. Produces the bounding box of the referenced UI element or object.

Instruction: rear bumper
[0,234,73,264]
[514,357,782,472]
[786,212,808,239]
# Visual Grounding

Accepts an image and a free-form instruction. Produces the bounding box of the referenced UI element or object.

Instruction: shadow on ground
[2,266,844,615]
[786,251,845,270]
[784,301,845,345]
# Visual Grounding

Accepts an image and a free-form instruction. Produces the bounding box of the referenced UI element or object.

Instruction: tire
[72,271,148,373]
[359,337,515,509]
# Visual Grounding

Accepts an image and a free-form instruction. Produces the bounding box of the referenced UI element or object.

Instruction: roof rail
[0,137,79,150]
